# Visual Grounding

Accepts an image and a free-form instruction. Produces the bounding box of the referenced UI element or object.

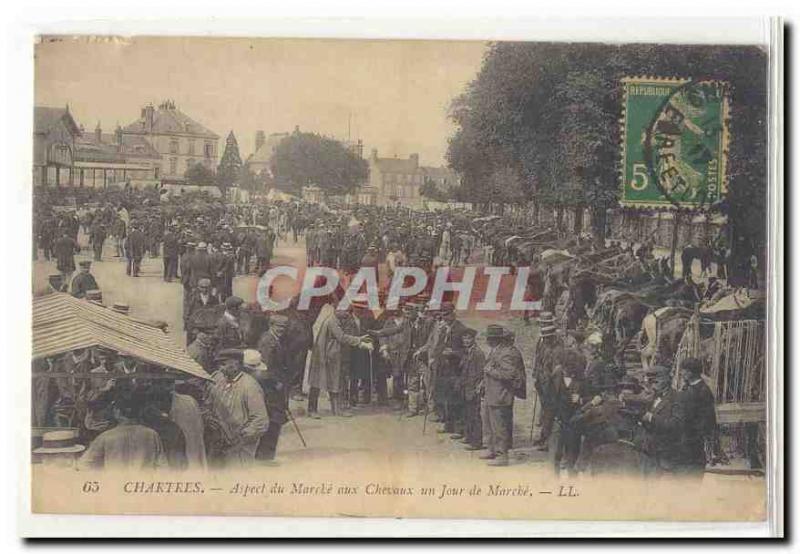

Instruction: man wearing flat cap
[214,296,245,353]
[255,315,293,458]
[206,348,268,466]
[479,324,526,467]
[184,277,219,343]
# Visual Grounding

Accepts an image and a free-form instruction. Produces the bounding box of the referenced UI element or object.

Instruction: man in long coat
[307,306,369,417]
[480,324,527,467]
[89,220,107,261]
[125,223,147,277]
[162,227,180,282]
[53,231,80,281]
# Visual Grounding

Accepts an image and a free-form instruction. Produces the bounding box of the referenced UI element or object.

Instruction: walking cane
[284,406,307,448]
[368,348,374,405]
[529,385,539,442]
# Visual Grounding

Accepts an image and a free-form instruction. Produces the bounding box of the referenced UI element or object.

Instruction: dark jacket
[641,389,685,471]
[679,379,717,467]
[126,229,147,259]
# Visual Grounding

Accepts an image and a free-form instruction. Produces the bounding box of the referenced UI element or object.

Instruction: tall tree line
[447,42,768,283]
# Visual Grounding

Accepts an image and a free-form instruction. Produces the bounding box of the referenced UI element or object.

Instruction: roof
[122,103,219,139]
[246,133,290,164]
[34,106,81,136]
[372,156,420,174]
[32,293,211,380]
[75,132,161,163]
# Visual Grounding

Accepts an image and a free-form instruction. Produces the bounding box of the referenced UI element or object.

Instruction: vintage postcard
[23,22,782,537]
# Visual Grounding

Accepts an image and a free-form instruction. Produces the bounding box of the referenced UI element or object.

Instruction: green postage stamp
[620,77,730,208]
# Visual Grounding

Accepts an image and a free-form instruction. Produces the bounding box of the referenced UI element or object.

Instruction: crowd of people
[32,185,725,477]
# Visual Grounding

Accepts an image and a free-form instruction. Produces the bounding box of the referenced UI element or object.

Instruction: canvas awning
[32,293,211,380]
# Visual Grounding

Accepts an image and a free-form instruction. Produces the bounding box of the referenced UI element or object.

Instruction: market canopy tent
[32,293,211,380]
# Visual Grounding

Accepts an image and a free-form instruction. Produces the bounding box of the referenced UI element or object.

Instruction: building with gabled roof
[121,100,219,182]
[33,106,81,186]
[367,148,424,208]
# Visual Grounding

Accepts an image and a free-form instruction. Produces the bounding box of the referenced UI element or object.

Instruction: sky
[34,36,488,166]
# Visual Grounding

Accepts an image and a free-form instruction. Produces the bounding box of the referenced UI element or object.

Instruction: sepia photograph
[20,18,782,537]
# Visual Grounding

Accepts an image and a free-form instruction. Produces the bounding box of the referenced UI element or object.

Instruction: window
[170,140,179,154]
[169,157,177,175]
[204,142,213,158]
[186,158,194,172]
[154,166,160,179]
[188,139,195,155]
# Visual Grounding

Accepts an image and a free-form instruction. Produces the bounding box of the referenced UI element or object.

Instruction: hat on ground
[86,290,103,301]
[225,295,244,309]
[539,325,557,337]
[111,302,130,314]
[680,357,703,375]
[186,242,196,248]
[215,348,244,362]
[197,242,208,249]
[197,278,212,287]
[79,260,92,268]
[33,429,85,455]
[243,349,267,370]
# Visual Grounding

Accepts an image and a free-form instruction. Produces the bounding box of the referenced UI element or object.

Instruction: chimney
[371,148,378,161]
[144,104,155,133]
[115,125,123,149]
[410,153,419,168]
[255,130,265,152]
[95,122,102,143]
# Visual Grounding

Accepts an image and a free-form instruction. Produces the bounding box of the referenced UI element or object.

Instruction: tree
[184,163,216,187]
[239,165,269,192]
[420,178,450,202]
[447,42,767,281]
[217,131,243,193]
[270,131,368,195]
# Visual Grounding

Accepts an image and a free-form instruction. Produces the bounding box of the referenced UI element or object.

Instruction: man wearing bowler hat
[639,364,684,475]
[479,324,526,467]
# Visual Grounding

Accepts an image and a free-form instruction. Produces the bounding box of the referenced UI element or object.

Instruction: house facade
[367,149,425,208]
[121,100,219,182]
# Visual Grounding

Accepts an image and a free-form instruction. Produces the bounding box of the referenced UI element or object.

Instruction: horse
[681,245,714,278]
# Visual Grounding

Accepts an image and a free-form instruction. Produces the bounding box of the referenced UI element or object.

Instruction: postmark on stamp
[621,77,730,209]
